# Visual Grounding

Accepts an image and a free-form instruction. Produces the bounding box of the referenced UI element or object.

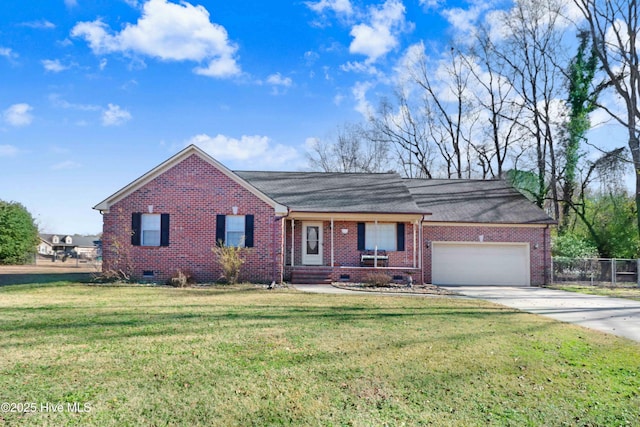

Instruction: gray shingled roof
[40,234,100,247]
[236,171,426,214]
[404,179,555,224]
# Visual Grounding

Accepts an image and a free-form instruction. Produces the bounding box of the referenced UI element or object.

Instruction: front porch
[282,215,423,284]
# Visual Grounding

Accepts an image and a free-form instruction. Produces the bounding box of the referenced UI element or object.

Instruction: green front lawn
[1,283,639,426]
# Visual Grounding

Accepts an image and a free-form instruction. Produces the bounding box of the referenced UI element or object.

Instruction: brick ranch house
[94,145,555,286]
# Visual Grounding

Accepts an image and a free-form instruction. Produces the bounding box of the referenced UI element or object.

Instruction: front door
[302,222,323,265]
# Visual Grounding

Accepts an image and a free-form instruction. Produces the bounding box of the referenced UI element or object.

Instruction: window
[365,223,397,251]
[131,213,170,247]
[226,215,245,247]
[141,214,161,246]
[358,222,405,252]
[52,236,59,244]
[216,214,254,248]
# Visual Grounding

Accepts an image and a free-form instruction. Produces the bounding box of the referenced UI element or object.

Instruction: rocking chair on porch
[360,250,389,267]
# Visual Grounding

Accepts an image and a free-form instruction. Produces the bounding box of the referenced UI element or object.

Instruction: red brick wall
[102,154,282,283]
[283,219,418,268]
[422,225,551,285]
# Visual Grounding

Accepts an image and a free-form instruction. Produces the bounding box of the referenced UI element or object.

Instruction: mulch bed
[332,282,457,295]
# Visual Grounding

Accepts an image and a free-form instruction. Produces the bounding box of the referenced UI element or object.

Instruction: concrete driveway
[443,286,640,343]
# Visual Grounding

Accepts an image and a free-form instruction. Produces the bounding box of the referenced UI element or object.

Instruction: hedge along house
[94,144,555,286]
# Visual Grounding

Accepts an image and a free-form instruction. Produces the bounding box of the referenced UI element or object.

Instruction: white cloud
[42,59,69,72]
[99,58,108,70]
[186,133,301,170]
[352,81,373,117]
[419,0,443,9]
[0,145,18,157]
[349,0,408,63]
[442,1,491,35]
[193,56,240,78]
[306,0,353,16]
[394,42,424,80]
[0,47,17,61]
[341,60,381,76]
[3,103,34,127]
[102,104,132,126]
[64,0,78,7]
[267,73,292,87]
[51,160,81,170]
[304,50,320,66]
[49,94,101,111]
[266,73,293,95]
[21,20,56,29]
[71,0,241,78]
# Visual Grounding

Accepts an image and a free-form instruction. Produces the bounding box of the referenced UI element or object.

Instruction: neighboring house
[38,234,101,259]
[94,145,555,286]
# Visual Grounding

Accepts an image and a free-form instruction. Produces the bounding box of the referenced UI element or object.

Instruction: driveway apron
[443,286,640,343]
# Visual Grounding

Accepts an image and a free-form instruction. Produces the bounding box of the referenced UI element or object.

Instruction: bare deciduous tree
[306,123,391,173]
[574,0,640,237]
[463,27,529,179]
[496,0,568,217]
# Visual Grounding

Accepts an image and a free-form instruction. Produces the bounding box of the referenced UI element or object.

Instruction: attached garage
[432,242,530,286]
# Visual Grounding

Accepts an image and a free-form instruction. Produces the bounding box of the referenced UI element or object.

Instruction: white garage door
[432,242,530,286]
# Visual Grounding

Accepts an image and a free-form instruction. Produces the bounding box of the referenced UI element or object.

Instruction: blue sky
[1,0,477,235]
[0,0,626,236]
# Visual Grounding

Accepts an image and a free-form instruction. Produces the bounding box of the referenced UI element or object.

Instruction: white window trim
[226,215,246,248]
[141,213,161,247]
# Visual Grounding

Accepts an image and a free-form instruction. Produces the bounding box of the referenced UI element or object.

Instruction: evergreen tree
[0,200,39,264]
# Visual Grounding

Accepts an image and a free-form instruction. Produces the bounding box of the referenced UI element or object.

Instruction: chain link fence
[552,258,639,287]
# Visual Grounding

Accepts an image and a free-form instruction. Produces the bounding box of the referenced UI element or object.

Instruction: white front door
[302,222,323,265]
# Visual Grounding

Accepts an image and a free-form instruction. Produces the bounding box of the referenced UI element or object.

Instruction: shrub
[96,208,134,283]
[169,269,193,287]
[212,241,246,284]
[362,272,392,287]
[552,233,598,259]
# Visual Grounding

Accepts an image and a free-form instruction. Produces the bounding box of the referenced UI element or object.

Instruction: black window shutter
[216,214,226,246]
[160,214,170,246]
[357,222,365,251]
[245,215,254,248]
[397,223,405,251]
[131,213,141,246]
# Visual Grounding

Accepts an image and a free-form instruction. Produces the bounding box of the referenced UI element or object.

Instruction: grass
[547,283,640,301]
[1,283,639,426]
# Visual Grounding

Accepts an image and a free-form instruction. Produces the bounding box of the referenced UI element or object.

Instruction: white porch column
[374,219,378,268]
[330,217,335,267]
[291,219,295,267]
[413,221,417,268]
